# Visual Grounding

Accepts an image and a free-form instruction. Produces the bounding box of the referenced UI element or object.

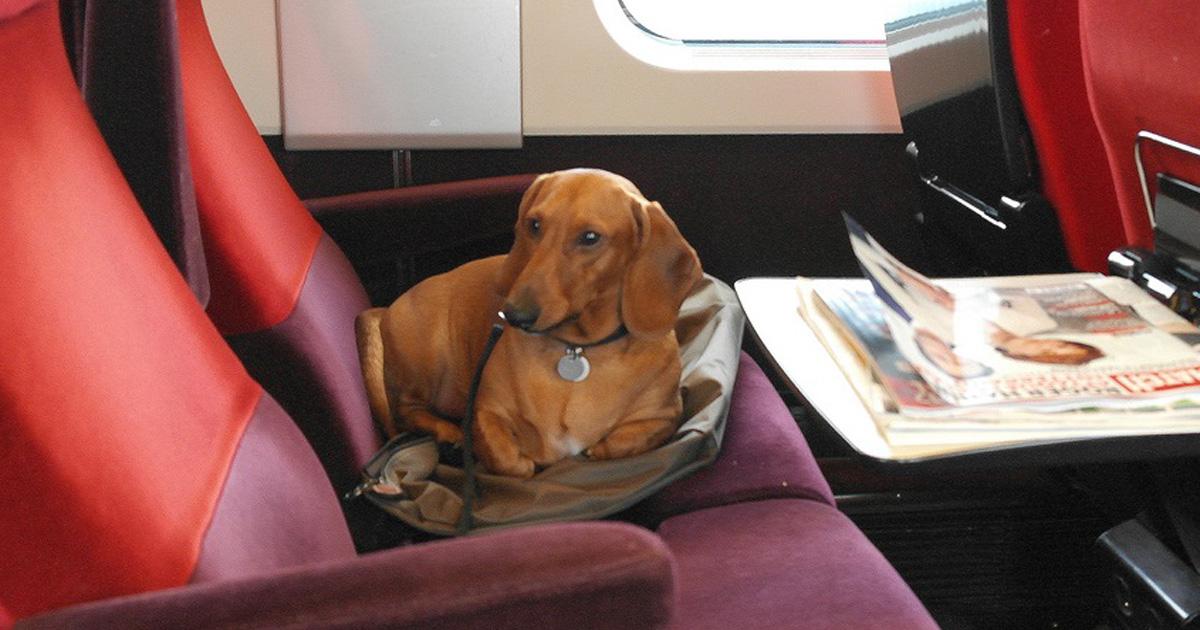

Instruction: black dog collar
[498,312,628,382]
[546,325,629,382]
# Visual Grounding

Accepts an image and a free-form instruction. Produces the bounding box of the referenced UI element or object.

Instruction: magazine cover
[797,277,1200,448]
[809,280,951,413]
[842,214,1200,413]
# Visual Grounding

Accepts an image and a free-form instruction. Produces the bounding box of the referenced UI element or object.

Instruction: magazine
[807,280,951,414]
[796,277,1200,447]
[796,274,1200,446]
[826,215,1200,416]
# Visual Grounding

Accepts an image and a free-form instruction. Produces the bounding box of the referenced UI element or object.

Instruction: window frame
[617,0,886,46]
[601,0,889,73]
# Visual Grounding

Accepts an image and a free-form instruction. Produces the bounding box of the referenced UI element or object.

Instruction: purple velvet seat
[2,3,672,625]
[634,353,836,524]
[660,499,939,630]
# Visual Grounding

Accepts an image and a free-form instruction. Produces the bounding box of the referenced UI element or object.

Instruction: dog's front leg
[473,410,536,478]
[587,417,678,461]
[398,406,464,445]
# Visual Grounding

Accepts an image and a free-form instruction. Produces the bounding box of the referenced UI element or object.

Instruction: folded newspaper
[796,216,1200,444]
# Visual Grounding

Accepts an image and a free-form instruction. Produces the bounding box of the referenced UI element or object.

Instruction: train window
[619,0,884,45]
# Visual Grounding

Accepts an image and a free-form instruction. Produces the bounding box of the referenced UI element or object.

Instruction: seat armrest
[18,521,676,630]
[307,174,535,261]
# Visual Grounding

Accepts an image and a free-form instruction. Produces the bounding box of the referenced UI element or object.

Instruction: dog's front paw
[478,451,535,478]
[433,423,464,445]
[403,410,465,446]
[473,411,536,478]
[496,455,536,479]
[585,441,634,460]
[587,417,677,461]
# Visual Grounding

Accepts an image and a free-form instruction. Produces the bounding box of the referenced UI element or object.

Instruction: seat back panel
[1006,0,1126,272]
[1080,1,1200,248]
[176,0,324,336]
[0,2,351,618]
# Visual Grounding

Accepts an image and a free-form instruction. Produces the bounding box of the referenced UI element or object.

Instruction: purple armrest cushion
[305,174,537,217]
[631,353,835,524]
[305,175,537,278]
[660,498,937,630]
[18,521,676,630]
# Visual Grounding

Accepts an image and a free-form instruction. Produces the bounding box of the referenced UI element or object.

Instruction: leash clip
[343,478,375,501]
[344,477,404,501]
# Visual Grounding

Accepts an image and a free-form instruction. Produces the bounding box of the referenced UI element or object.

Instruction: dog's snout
[501,303,540,331]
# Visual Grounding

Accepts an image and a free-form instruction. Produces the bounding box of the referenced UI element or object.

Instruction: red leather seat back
[176,0,324,336]
[76,0,211,305]
[0,1,351,619]
[1079,1,1200,248]
[170,0,379,490]
[1006,0,1125,272]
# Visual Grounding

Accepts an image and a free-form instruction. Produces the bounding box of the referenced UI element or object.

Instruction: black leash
[457,321,506,535]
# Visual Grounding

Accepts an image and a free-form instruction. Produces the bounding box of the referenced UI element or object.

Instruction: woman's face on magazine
[915,329,990,378]
[997,336,1102,365]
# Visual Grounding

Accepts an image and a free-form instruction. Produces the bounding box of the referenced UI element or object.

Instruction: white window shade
[278,0,521,150]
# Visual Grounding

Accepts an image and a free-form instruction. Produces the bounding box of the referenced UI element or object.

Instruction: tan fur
[355,307,393,435]
[357,168,702,477]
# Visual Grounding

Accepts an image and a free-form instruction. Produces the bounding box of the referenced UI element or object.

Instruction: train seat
[75,0,846,523]
[1005,0,1200,270]
[1005,0,1127,272]
[68,0,537,495]
[0,2,689,627]
[0,0,937,627]
[1075,4,1200,622]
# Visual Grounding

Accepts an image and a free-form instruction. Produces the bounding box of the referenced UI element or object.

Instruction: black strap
[541,324,628,351]
[458,322,506,535]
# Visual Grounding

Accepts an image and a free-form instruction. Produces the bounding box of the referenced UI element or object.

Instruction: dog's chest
[482,336,676,458]
[519,346,632,419]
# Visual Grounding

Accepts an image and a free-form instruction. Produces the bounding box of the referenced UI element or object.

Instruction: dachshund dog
[356,168,702,477]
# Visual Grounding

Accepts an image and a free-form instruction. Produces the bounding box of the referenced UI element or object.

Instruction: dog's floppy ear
[496,173,552,296]
[621,200,702,338]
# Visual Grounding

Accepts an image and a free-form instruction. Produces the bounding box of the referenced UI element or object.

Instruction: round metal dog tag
[556,351,591,382]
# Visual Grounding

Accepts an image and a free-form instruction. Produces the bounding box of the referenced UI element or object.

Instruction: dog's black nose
[501,304,540,331]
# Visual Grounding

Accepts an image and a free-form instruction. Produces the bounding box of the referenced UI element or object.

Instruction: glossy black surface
[884,0,1070,276]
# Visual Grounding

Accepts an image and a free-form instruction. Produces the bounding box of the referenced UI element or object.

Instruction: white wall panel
[202,1,900,137]
[201,0,281,135]
[277,0,521,150]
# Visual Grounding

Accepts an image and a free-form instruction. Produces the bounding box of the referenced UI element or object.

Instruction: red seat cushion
[0,2,261,617]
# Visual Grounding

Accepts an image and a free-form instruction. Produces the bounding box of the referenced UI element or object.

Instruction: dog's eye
[528,218,541,236]
[577,230,602,247]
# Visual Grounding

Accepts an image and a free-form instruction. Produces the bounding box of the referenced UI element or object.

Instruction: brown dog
[356,168,702,477]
